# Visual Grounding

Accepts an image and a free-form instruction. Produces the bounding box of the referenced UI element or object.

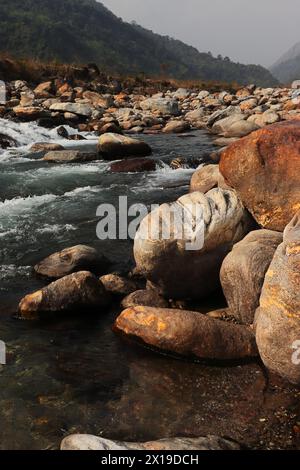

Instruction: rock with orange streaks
[18,271,110,319]
[255,212,300,384]
[219,120,300,231]
[114,306,258,360]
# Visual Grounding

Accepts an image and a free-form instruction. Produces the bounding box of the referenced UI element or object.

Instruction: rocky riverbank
[1,71,300,450]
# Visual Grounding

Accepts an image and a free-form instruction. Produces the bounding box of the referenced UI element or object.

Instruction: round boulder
[220,120,300,231]
[134,188,252,299]
[98,133,152,159]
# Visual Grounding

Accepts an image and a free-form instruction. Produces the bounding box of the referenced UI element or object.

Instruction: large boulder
[220,230,283,325]
[18,271,110,319]
[189,164,226,193]
[98,133,152,159]
[134,188,252,299]
[114,306,258,360]
[61,434,240,451]
[34,245,109,279]
[139,97,180,116]
[219,120,300,231]
[255,212,300,384]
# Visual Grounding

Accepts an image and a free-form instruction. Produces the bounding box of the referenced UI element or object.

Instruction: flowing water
[0,120,299,450]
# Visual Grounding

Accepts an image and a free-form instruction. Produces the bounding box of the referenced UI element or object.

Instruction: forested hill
[0,0,277,86]
[271,42,300,83]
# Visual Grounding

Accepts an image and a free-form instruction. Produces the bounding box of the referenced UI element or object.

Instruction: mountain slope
[0,0,277,86]
[271,43,300,83]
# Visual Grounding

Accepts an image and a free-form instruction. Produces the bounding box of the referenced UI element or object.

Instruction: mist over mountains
[271,42,300,83]
[0,0,277,86]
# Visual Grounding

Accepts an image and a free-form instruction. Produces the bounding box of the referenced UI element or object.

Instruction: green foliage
[0,0,278,86]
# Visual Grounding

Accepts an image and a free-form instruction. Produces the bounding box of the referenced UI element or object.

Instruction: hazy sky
[100,0,300,67]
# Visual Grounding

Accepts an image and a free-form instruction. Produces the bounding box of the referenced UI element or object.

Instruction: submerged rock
[34,245,109,279]
[134,188,252,299]
[61,434,240,450]
[220,120,300,231]
[114,306,258,360]
[110,158,156,173]
[0,133,17,149]
[49,102,93,117]
[220,230,283,325]
[98,133,152,159]
[18,271,110,319]
[255,212,300,384]
[43,150,99,163]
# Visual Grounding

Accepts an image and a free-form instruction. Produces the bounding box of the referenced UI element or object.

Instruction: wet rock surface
[114,306,258,360]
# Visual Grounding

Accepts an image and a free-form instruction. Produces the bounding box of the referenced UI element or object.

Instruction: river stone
[18,271,110,319]
[220,230,283,325]
[61,434,240,450]
[255,212,300,384]
[13,106,48,120]
[99,274,137,296]
[34,245,109,279]
[98,133,152,159]
[114,306,258,360]
[30,142,65,153]
[219,120,300,231]
[212,114,258,137]
[173,88,190,99]
[189,164,226,193]
[49,102,93,117]
[110,158,156,173]
[43,150,99,163]
[121,289,169,309]
[140,97,180,116]
[163,120,190,133]
[134,188,252,299]
[185,108,204,121]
